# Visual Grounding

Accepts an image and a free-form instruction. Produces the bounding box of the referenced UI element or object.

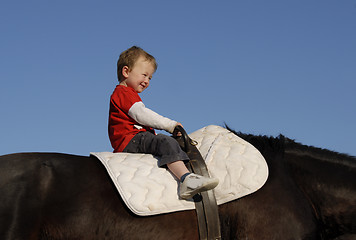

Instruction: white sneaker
[179,173,219,199]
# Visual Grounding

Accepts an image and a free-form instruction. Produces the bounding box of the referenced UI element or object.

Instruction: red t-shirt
[108,85,154,152]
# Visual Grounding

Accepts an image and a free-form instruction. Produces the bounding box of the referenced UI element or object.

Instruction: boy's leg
[123,132,189,178]
[130,132,218,199]
[166,161,190,180]
[135,132,190,166]
[127,132,190,180]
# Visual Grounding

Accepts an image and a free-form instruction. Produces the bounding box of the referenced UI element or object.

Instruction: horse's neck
[284,145,356,226]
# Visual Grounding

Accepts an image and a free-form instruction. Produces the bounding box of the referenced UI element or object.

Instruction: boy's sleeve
[128,102,177,133]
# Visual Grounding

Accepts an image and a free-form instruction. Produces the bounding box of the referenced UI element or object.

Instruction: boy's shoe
[179,173,219,199]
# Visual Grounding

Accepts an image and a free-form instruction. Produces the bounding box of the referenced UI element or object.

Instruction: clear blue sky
[1,0,355,156]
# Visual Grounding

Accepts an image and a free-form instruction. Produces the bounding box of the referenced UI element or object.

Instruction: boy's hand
[173,123,183,137]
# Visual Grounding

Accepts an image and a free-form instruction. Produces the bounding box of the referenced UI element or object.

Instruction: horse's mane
[225,125,285,155]
[284,137,356,168]
[225,125,356,167]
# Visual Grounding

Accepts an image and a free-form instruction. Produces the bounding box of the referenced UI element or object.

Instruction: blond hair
[117,46,157,82]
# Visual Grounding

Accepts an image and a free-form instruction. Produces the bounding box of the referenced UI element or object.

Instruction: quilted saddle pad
[91,125,268,216]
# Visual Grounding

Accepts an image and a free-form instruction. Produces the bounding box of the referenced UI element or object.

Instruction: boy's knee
[157,134,177,146]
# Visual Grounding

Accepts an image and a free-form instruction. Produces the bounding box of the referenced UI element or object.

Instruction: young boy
[108,46,218,199]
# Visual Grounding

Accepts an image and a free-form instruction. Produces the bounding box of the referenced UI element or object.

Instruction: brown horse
[0,128,355,239]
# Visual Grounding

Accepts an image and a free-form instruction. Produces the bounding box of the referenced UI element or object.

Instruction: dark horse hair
[0,126,355,239]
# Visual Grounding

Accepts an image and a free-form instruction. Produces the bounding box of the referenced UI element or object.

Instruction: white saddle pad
[91,125,268,216]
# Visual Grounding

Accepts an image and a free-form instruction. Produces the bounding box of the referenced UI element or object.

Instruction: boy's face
[120,56,155,93]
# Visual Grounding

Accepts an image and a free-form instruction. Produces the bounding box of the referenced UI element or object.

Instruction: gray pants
[123,131,190,167]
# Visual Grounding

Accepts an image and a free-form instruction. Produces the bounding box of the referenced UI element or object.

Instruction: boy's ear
[122,66,130,78]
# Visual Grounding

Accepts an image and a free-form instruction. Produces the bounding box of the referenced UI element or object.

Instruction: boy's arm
[128,102,177,133]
